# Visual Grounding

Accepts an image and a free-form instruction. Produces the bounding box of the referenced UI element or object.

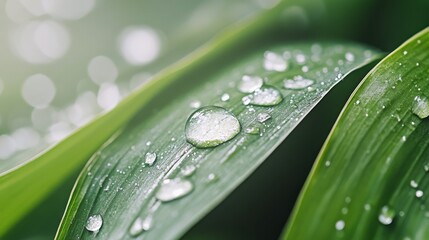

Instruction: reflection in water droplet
[238,75,263,93]
[335,220,345,231]
[86,214,103,232]
[22,74,56,108]
[185,106,240,148]
[378,206,395,225]
[145,152,157,166]
[412,96,429,119]
[263,51,287,71]
[247,86,283,106]
[284,76,314,90]
[119,26,161,65]
[156,178,193,202]
[181,165,196,177]
[257,112,271,123]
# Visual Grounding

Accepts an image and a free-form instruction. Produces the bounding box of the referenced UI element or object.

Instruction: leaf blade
[283,28,429,239]
[57,42,381,240]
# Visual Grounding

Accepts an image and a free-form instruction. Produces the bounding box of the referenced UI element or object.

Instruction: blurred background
[0,0,275,171]
[1,0,428,239]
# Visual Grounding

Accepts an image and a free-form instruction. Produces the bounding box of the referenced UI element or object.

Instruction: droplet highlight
[185,106,240,148]
[284,75,314,90]
[378,205,395,225]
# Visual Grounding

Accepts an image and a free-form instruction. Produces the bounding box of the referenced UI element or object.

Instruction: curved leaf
[56,42,380,239]
[283,28,429,239]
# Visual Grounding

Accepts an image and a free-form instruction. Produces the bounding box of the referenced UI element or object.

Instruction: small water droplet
[238,75,263,93]
[257,112,271,123]
[156,178,193,202]
[416,190,424,198]
[401,136,407,142]
[325,161,331,167]
[341,207,348,215]
[145,152,157,166]
[355,100,360,105]
[185,106,240,148]
[335,220,345,231]
[264,51,287,71]
[129,215,153,237]
[364,204,371,211]
[242,96,252,106]
[403,51,408,55]
[412,95,429,119]
[247,86,283,106]
[221,93,230,102]
[181,165,196,177]
[207,173,218,182]
[424,163,429,172]
[146,141,152,146]
[410,180,418,188]
[86,214,103,232]
[301,65,309,72]
[284,75,314,90]
[378,205,395,225]
[295,53,306,64]
[345,52,355,62]
[245,126,260,135]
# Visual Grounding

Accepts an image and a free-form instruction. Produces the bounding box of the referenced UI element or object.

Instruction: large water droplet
[246,86,283,106]
[238,75,263,93]
[284,75,314,90]
[263,51,287,72]
[145,152,157,166]
[378,205,395,225]
[185,106,240,148]
[85,214,103,232]
[156,178,193,202]
[412,96,429,119]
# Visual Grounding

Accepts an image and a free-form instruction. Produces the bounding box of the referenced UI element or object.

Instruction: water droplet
[355,100,361,105]
[242,95,252,106]
[416,190,424,198]
[146,141,152,146]
[145,152,157,166]
[403,51,408,55]
[207,173,218,182]
[263,51,287,71]
[345,52,355,62]
[410,180,418,188]
[245,126,260,135]
[156,178,193,202]
[86,214,103,232]
[181,165,196,177]
[295,54,306,64]
[335,220,345,231]
[185,106,240,148]
[364,204,371,211]
[325,161,331,167]
[190,100,202,109]
[424,163,429,172]
[238,75,263,93]
[378,205,395,225]
[301,65,309,72]
[129,215,153,237]
[221,93,230,102]
[257,112,271,123]
[246,86,283,106]
[284,75,314,90]
[401,136,407,142]
[412,96,429,119]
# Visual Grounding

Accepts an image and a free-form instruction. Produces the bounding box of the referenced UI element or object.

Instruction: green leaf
[56,42,380,239]
[283,28,429,239]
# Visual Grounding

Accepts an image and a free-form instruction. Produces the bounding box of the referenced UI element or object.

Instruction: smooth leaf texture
[283,28,429,239]
[56,42,380,239]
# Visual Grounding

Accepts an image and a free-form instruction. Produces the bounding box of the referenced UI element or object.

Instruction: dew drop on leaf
[416,190,424,198]
[335,220,345,231]
[378,205,395,225]
[247,86,283,106]
[257,112,271,123]
[155,178,193,202]
[129,215,153,237]
[85,214,103,232]
[412,95,429,119]
[185,106,240,148]
[145,152,157,166]
[181,165,196,177]
[238,75,263,93]
[284,76,314,90]
[263,51,287,72]
[245,126,260,135]
[221,93,230,102]
[410,180,418,188]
